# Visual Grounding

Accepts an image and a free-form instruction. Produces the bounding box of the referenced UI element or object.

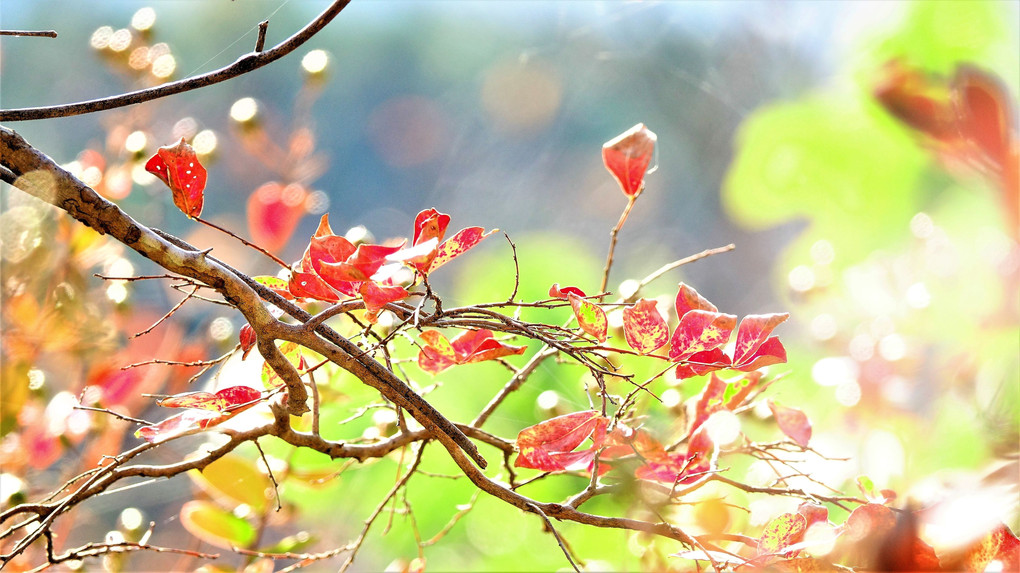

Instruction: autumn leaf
[358,281,409,320]
[622,298,668,354]
[135,386,264,443]
[844,503,896,542]
[409,208,450,271]
[757,512,807,557]
[239,324,257,360]
[418,329,526,375]
[602,123,657,197]
[514,411,609,472]
[145,137,207,218]
[731,313,789,370]
[262,341,306,389]
[407,209,494,274]
[157,385,263,411]
[768,400,811,447]
[549,283,587,299]
[252,275,294,300]
[674,282,718,318]
[247,182,307,253]
[288,270,339,302]
[568,292,608,342]
[962,523,1020,572]
[427,226,495,274]
[668,309,737,362]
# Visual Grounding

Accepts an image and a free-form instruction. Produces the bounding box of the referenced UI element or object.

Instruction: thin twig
[130,285,198,338]
[253,438,282,511]
[599,195,638,296]
[0,0,352,121]
[195,216,289,269]
[73,405,151,426]
[0,30,57,38]
[255,20,270,52]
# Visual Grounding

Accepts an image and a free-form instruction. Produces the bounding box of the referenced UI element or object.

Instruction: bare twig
[255,20,270,52]
[195,216,289,269]
[600,195,638,296]
[0,30,57,38]
[0,1,351,121]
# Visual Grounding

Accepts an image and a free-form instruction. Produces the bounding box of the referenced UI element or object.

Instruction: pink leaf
[622,298,668,354]
[768,400,812,447]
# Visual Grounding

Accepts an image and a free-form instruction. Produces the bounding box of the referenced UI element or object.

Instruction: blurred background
[1,1,1018,571]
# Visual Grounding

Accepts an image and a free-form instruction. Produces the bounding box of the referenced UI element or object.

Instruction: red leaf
[427,226,495,274]
[953,66,1014,168]
[602,123,657,197]
[358,281,409,317]
[687,373,727,437]
[136,410,219,443]
[733,336,787,372]
[962,523,1020,572]
[136,387,262,443]
[417,329,525,375]
[288,270,339,302]
[674,348,731,380]
[549,283,587,299]
[732,313,789,367]
[239,324,257,360]
[157,385,262,412]
[568,293,608,342]
[668,309,736,362]
[453,329,526,365]
[247,182,307,252]
[410,209,451,271]
[844,503,896,542]
[622,298,668,354]
[757,512,807,557]
[145,138,207,218]
[413,208,451,247]
[514,411,609,472]
[768,400,811,447]
[674,283,718,319]
[797,502,828,526]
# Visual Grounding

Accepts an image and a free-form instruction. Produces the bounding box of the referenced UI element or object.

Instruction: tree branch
[0,0,351,122]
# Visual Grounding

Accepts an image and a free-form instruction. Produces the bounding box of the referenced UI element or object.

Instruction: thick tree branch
[0,0,350,122]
